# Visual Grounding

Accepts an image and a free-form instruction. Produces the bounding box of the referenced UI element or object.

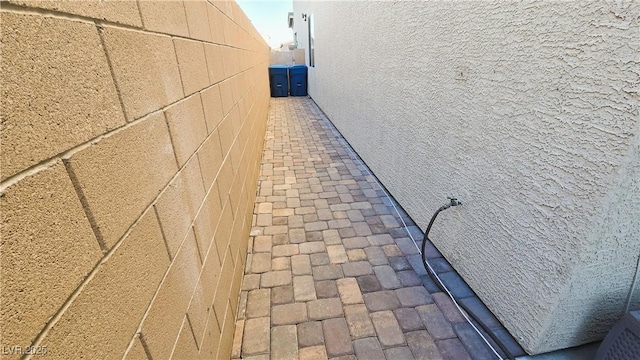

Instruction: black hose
[421,202,516,360]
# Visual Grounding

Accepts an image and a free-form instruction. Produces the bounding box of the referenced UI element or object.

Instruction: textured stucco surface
[293,0,640,354]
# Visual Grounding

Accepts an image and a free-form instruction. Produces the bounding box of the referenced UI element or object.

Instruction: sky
[236,0,294,49]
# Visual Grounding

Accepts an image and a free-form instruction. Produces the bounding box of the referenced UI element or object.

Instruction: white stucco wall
[293,0,640,354]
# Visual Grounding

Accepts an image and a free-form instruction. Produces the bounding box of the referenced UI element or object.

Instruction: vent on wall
[595,311,640,360]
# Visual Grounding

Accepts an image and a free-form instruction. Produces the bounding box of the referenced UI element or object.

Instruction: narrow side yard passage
[232,97,518,360]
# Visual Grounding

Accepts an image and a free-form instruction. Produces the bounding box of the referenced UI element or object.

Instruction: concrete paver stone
[308,298,344,320]
[297,321,324,348]
[323,318,353,357]
[272,302,308,326]
[370,310,406,348]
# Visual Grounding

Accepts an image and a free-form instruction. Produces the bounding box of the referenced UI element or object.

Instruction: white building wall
[293,0,640,354]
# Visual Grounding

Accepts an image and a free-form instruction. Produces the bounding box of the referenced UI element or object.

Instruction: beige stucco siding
[293,0,639,354]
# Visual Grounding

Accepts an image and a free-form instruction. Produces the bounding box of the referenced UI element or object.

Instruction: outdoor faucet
[448,197,462,207]
[439,197,462,211]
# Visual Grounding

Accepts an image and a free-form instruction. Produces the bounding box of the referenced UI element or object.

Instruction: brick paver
[294,275,317,301]
[323,318,353,357]
[417,304,457,340]
[370,311,406,348]
[299,345,328,360]
[353,337,385,359]
[272,303,308,325]
[234,98,521,359]
[246,289,271,318]
[242,317,270,356]
[336,278,364,305]
[298,321,325,348]
[308,298,344,320]
[272,325,298,359]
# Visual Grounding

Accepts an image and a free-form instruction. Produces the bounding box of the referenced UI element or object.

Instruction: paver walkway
[232,97,523,360]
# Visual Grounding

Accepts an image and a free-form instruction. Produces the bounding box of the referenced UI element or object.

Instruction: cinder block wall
[1,1,270,358]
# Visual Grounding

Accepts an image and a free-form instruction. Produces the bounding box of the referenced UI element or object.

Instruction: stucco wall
[292,0,640,354]
[1,1,270,358]
[270,49,305,65]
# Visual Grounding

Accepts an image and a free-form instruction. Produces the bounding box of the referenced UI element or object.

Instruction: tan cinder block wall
[0,1,270,358]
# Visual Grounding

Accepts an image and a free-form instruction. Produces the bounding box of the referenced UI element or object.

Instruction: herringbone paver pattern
[232,97,522,360]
